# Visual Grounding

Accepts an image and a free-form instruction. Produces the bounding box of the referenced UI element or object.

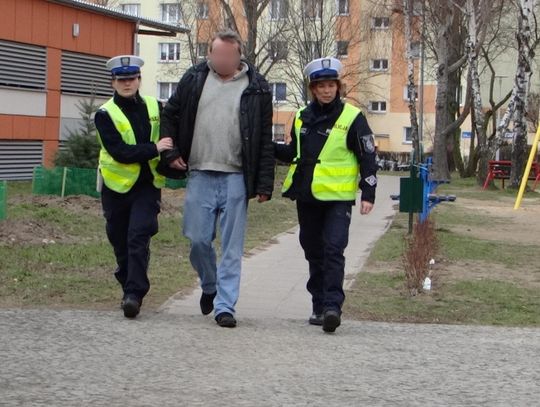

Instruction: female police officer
[95,55,173,318]
[275,57,378,333]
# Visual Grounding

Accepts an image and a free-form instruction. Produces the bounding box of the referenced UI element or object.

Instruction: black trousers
[296,200,353,314]
[101,182,161,301]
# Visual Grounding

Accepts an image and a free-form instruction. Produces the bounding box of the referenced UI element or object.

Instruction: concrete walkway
[1,175,539,406]
[159,175,400,320]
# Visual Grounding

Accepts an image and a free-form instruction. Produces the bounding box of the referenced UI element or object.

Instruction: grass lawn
[344,174,540,327]
[0,166,297,310]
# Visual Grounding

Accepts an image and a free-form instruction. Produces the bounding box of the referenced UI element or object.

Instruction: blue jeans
[183,170,247,316]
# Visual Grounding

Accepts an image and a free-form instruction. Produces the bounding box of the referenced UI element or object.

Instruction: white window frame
[336,41,349,58]
[368,101,387,113]
[272,123,286,142]
[161,3,182,24]
[158,43,181,62]
[372,16,390,29]
[269,40,288,61]
[269,0,288,20]
[302,0,323,20]
[403,127,413,144]
[121,3,141,16]
[336,0,349,16]
[403,85,418,101]
[197,1,209,19]
[370,58,389,71]
[197,42,208,61]
[270,82,287,103]
[158,82,177,101]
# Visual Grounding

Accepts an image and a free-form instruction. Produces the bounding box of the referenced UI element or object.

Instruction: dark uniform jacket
[275,95,378,204]
[94,92,162,188]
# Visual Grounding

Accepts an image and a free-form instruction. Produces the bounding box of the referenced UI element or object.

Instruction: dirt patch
[0,218,73,246]
[24,194,103,217]
[451,197,540,244]
[433,259,540,289]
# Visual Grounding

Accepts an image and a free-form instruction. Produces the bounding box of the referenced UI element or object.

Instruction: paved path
[159,175,400,319]
[1,176,539,406]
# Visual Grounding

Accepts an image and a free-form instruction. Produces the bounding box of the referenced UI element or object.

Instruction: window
[368,101,387,113]
[161,3,182,24]
[121,3,140,16]
[158,82,177,101]
[159,43,181,62]
[197,1,209,19]
[272,124,286,143]
[270,82,287,102]
[270,0,289,20]
[336,41,349,58]
[337,0,349,15]
[370,58,389,71]
[304,41,322,59]
[404,127,413,143]
[302,0,323,19]
[372,17,390,29]
[409,41,421,58]
[269,41,288,61]
[197,43,208,61]
[403,85,418,101]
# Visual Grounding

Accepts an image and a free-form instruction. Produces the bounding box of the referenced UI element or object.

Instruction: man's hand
[156,137,174,153]
[256,194,270,203]
[169,156,187,170]
[360,201,374,215]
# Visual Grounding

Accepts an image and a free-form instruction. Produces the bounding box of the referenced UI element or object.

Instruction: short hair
[210,29,243,55]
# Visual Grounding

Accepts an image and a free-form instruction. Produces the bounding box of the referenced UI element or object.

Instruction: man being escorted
[95,55,172,318]
[161,30,274,328]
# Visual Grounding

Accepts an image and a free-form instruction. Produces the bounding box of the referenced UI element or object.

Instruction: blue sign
[462,131,472,139]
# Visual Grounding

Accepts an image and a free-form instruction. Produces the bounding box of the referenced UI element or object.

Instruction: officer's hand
[360,201,374,215]
[170,157,187,170]
[256,194,270,203]
[156,138,174,153]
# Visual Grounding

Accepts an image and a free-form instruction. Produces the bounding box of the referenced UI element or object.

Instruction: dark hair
[210,29,243,55]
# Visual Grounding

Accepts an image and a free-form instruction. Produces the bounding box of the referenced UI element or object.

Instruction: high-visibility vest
[282,103,361,201]
[97,95,165,193]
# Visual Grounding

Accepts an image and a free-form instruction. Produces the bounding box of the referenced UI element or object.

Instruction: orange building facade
[0,0,185,180]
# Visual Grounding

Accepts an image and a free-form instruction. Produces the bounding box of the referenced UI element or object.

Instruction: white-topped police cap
[303,57,342,82]
[106,55,144,79]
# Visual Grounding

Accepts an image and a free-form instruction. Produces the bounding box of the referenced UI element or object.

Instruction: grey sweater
[189,62,249,173]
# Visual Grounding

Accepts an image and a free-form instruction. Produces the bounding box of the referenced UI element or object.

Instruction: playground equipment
[514,125,540,209]
[391,157,456,232]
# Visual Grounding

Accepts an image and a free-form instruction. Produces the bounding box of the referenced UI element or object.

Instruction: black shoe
[200,291,217,315]
[215,312,237,328]
[322,310,341,333]
[123,297,141,319]
[308,313,323,326]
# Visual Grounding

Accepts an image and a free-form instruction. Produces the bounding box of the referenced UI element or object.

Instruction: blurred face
[310,80,339,104]
[208,38,242,78]
[112,76,141,98]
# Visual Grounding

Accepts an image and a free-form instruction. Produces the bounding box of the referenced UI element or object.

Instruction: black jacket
[94,92,161,187]
[160,61,275,199]
[275,96,378,204]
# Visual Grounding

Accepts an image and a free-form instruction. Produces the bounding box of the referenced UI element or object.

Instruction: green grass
[346,273,540,326]
[0,167,298,310]
[345,174,540,327]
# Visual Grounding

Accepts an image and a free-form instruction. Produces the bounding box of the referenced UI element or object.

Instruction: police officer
[95,55,173,318]
[275,57,378,333]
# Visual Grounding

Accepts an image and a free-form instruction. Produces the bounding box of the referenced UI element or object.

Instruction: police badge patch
[362,134,376,154]
[365,175,377,186]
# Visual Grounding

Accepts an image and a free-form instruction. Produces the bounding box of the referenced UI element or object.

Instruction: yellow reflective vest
[97,95,165,193]
[282,103,361,201]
